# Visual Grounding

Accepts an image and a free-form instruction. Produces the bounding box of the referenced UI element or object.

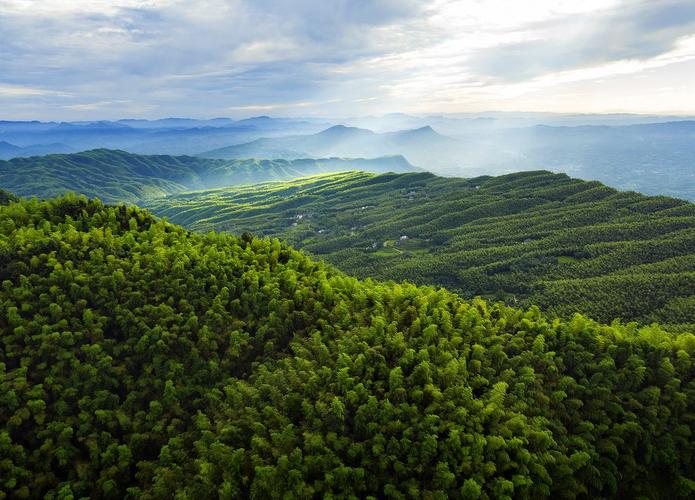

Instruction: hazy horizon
[3,110,695,124]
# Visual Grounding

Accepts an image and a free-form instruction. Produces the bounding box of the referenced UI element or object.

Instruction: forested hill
[0,149,417,203]
[146,170,695,329]
[0,193,694,498]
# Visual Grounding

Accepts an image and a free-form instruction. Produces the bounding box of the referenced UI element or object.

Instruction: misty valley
[2,116,695,200]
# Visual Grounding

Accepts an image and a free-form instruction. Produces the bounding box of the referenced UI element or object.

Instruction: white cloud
[0,0,174,15]
[229,39,301,64]
[64,99,132,111]
[228,98,342,112]
[0,84,70,97]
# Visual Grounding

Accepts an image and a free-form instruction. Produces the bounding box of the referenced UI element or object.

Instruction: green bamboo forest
[146,170,695,330]
[0,191,694,499]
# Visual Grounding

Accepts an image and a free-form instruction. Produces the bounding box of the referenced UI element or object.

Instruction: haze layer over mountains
[2,112,694,200]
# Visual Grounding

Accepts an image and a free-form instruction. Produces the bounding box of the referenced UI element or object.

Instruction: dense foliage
[0,188,17,206]
[146,170,695,329]
[0,149,416,203]
[1,194,694,498]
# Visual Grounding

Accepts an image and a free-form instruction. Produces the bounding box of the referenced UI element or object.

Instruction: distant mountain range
[200,124,459,167]
[0,140,74,160]
[0,149,417,203]
[0,116,331,156]
[202,120,695,200]
[338,111,695,134]
[2,116,694,199]
[483,120,695,200]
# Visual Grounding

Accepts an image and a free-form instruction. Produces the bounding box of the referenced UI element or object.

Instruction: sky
[1,0,695,120]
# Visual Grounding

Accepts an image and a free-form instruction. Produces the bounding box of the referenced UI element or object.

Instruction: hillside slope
[0,193,693,498]
[0,149,417,203]
[0,141,75,160]
[146,170,695,328]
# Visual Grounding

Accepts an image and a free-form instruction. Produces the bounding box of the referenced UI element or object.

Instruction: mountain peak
[323,124,353,132]
[389,125,449,142]
[408,125,445,137]
[0,141,21,155]
[317,124,373,137]
[237,115,273,123]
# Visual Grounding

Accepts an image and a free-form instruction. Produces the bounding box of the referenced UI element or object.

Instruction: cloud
[228,98,343,112]
[0,0,694,119]
[467,0,695,81]
[0,84,63,97]
[64,99,133,111]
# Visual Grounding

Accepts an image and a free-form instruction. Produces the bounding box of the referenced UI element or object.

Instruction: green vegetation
[0,149,205,203]
[0,189,18,206]
[146,170,695,329]
[1,193,694,498]
[0,149,416,204]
